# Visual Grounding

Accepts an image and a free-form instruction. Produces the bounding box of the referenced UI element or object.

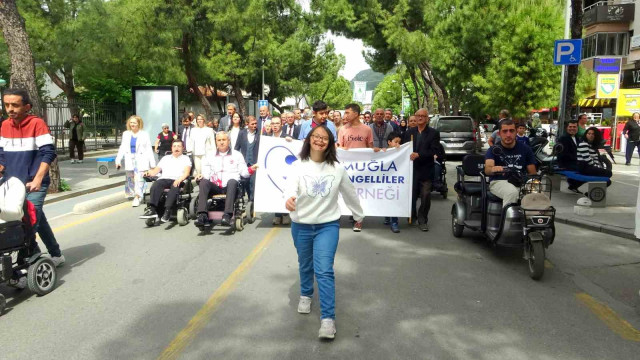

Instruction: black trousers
[241,174,256,202]
[625,140,640,164]
[579,158,613,186]
[149,179,181,211]
[198,179,238,215]
[69,139,84,160]
[412,178,432,224]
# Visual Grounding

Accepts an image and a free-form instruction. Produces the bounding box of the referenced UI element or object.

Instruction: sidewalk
[45,150,125,204]
[552,151,638,240]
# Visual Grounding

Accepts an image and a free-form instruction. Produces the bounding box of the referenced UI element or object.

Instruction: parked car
[430,115,479,155]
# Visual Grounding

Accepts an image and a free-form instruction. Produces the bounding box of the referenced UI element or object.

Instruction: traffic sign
[257,99,268,108]
[554,39,582,65]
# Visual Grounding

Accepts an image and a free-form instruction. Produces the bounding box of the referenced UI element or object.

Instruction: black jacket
[402,126,441,181]
[623,120,640,142]
[234,129,260,165]
[282,124,301,139]
[557,133,581,170]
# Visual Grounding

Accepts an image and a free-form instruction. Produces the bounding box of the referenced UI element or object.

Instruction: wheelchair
[142,175,195,227]
[189,180,252,233]
[0,201,57,314]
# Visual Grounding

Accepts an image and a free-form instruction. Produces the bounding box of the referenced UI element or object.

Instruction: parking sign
[554,39,582,65]
[258,99,268,108]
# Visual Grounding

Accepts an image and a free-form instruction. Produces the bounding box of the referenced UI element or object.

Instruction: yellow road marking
[50,202,130,234]
[544,260,554,269]
[576,293,640,341]
[158,227,281,360]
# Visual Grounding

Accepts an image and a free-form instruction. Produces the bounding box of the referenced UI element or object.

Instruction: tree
[372,73,402,115]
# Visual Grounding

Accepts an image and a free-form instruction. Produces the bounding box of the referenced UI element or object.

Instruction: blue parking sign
[554,39,582,65]
[258,100,268,108]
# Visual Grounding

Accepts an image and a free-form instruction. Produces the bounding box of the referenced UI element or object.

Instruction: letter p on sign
[554,39,582,66]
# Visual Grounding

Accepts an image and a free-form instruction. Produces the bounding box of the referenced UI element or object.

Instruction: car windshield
[435,118,472,132]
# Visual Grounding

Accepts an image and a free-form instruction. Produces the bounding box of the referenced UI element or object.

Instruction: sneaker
[282,214,291,225]
[140,208,157,219]
[353,221,362,232]
[195,213,208,227]
[567,187,582,195]
[77,160,83,164]
[383,217,390,225]
[70,159,76,164]
[132,197,141,207]
[391,223,400,233]
[272,216,282,225]
[419,223,429,232]
[297,296,312,314]
[221,214,231,226]
[318,318,336,339]
[51,254,66,267]
[161,210,171,223]
[9,276,27,289]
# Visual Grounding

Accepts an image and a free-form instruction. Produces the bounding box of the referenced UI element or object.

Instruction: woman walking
[154,123,176,161]
[284,125,364,340]
[116,115,156,207]
[191,114,215,177]
[577,127,612,186]
[64,114,86,163]
[227,113,244,149]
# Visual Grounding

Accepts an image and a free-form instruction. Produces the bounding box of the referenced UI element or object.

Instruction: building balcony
[583,1,635,27]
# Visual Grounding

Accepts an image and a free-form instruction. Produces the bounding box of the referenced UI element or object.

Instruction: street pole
[557,0,572,136]
[261,58,265,101]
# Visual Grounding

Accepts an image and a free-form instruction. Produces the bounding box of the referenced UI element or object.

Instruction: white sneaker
[132,197,141,207]
[318,318,336,339]
[297,296,312,314]
[9,276,27,289]
[51,255,65,267]
[70,159,76,164]
[77,160,83,164]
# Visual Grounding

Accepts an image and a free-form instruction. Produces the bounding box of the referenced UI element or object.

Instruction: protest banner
[254,137,413,217]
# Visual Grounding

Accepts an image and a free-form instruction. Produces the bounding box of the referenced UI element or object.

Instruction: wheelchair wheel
[27,257,57,296]
[145,218,156,227]
[246,201,255,224]
[189,196,198,220]
[235,217,244,231]
[177,208,189,226]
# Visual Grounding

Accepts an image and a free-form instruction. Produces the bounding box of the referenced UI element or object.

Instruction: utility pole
[261,59,265,100]
[557,0,572,136]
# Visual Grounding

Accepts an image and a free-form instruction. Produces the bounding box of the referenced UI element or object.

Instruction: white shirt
[201,149,253,187]
[190,127,215,156]
[157,154,192,180]
[247,130,256,144]
[284,159,364,224]
[0,177,25,224]
[229,127,241,149]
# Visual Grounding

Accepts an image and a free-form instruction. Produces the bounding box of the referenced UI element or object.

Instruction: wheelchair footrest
[0,255,12,282]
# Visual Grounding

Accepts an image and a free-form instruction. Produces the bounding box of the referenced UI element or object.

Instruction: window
[582,32,629,59]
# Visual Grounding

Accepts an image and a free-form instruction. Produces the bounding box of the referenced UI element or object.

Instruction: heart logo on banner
[264,145,298,193]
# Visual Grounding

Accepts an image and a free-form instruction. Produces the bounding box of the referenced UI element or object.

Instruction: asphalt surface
[0,162,639,359]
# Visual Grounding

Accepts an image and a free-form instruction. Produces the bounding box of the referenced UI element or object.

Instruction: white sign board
[133,86,179,136]
[254,137,413,217]
[353,81,367,103]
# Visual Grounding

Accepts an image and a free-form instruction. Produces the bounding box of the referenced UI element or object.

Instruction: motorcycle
[451,147,556,280]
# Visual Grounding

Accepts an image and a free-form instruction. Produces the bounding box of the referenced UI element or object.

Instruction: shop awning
[578,98,612,107]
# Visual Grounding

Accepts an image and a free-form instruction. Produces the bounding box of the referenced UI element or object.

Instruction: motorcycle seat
[454,181,482,195]
[486,191,503,203]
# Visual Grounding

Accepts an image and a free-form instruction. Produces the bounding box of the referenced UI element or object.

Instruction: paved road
[1,163,639,359]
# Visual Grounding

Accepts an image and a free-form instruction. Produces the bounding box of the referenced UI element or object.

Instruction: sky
[297,0,370,81]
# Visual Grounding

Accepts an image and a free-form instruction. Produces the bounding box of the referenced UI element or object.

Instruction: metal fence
[44,99,131,155]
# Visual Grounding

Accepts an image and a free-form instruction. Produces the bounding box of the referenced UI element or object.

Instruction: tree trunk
[563,0,583,123]
[0,0,61,193]
[181,32,214,120]
[408,69,422,110]
[45,64,80,115]
[418,61,448,115]
[0,0,44,117]
[232,79,247,118]
[267,98,283,114]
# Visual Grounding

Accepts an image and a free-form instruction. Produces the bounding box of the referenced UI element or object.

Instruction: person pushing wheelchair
[139,139,192,222]
[194,131,258,227]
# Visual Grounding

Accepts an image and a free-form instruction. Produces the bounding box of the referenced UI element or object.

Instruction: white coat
[116,130,156,171]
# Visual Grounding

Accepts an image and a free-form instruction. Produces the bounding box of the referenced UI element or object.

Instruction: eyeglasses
[311,134,329,142]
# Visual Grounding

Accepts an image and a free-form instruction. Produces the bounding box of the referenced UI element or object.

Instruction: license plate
[446,143,464,148]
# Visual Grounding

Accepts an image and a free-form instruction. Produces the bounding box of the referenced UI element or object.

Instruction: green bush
[59,179,71,192]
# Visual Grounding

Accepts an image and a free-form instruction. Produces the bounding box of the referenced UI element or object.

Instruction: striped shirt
[577,142,604,169]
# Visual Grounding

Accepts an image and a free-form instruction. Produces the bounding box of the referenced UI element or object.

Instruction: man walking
[370,108,394,149]
[298,100,337,140]
[283,112,301,139]
[402,108,440,232]
[0,88,65,266]
[256,105,272,135]
[218,103,237,132]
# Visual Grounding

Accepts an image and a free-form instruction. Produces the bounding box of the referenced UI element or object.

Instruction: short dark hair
[3,88,32,105]
[72,114,80,118]
[565,120,578,129]
[499,119,515,129]
[344,103,360,115]
[312,100,328,112]
[517,123,526,129]
[172,139,183,145]
[299,125,338,166]
[387,131,402,142]
[384,108,393,113]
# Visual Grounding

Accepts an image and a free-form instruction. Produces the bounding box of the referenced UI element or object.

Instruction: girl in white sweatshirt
[284,125,364,340]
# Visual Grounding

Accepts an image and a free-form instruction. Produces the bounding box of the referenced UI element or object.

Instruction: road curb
[45,181,125,205]
[555,215,638,242]
[72,191,130,215]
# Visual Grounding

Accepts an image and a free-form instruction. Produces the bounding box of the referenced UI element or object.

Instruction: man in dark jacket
[282,112,300,139]
[623,112,640,165]
[402,108,440,231]
[234,116,260,202]
[557,120,583,192]
[218,103,236,132]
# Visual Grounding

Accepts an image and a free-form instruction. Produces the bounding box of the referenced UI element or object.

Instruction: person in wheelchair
[194,131,258,227]
[139,139,192,222]
[484,119,536,207]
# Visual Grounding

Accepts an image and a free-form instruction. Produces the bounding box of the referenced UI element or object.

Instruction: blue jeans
[291,220,340,319]
[26,184,62,257]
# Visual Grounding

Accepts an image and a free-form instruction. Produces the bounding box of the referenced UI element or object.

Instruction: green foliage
[372,73,402,115]
[575,67,597,100]
[59,178,71,192]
